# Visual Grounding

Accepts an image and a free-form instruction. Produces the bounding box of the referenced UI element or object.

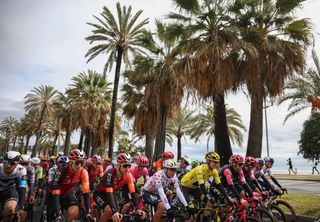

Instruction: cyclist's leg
[93,190,112,222]
[1,187,18,217]
[61,191,80,221]
[142,191,163,222]
[119,185,132,214]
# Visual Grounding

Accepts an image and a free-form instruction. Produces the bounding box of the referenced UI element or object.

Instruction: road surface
[278,179,320,194]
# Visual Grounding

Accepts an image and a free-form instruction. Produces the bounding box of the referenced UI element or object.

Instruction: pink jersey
[130,165,149,181]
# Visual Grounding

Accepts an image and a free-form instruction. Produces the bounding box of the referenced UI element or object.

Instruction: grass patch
[277,193,320,217]
[273,174,320,181]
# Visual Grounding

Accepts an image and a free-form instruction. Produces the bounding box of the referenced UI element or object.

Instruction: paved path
[278,179,320,194]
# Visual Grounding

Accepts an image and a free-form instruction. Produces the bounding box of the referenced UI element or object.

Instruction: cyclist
[177,155,191,180]
[51,149,93,221]
[0,151,27,221]
[19,154,36,205]
[151,151,174,175]
[143,159,188,222]
[219,155,252,208]
[181,152,233,207]
[31,157,45,197]
[243,156,265,194]
[40,156,49,177]
[46,155,69,222]
[93,153,145,222]
[130,155,150,187]
[87,154,104,190]
[263,157,287,192]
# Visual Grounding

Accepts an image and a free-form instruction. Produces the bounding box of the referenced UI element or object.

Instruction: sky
[1,0,320,172]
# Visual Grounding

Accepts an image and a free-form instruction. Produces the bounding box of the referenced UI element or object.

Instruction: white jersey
[0,163,27,191]
[263,165,273,177]
[143,169,187,209]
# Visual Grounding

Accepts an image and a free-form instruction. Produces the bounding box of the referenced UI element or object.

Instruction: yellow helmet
[205,152,220,162]
[104,156,111,162]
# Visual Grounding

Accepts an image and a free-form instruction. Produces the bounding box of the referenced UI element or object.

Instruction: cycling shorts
[60,191,79,210]
[181,186,202,203]
[142,190,162,207]
[0,187,18,203]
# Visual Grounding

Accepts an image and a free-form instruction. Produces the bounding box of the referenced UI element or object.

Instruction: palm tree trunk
[214,93,233,166]
[25,135,30,154]
[51,133,59,156]
[247,77,264,158]
[108,47,123,159]
[64,120,71,154]
[12,137,17,150]
[32,105,46,156]
[177,136,182,160]
[84,127,93,157]
[5,130,10,152]
[78,129,84,150]
[153,104,168,162]
[145,134,154,161]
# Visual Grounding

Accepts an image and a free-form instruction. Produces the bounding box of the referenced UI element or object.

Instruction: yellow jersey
[181,164,221,189]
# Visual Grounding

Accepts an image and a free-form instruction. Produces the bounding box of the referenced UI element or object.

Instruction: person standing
[287,158,296,175]
[311,159,320,175]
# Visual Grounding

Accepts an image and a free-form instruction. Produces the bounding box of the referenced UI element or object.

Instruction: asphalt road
[278,179,320,195]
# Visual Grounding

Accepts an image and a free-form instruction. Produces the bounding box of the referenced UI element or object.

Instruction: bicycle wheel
[250,207,276,222]
[269,204,286,222]
[245,216,260,222]
[274,199,297,222]
[92,205,101,221]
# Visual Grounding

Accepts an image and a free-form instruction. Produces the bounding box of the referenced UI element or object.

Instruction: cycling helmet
[92,154,102,163]
[264,157,274,164]
[69,149,86,161]
[191,160,200,168]
[31,157,41,165]
[104,156,111,162]
[58,151,64,156]
[163,159,179,169]
[245,156,257,166]
[230,154,244,164]
[117,153,131,165]
[162,151,174,159]
[50,155,57,160]
[180,155,191,165]
[256,158,264,166]
[4,151,21,162]
[205,152,220,162]
[57,155,69,164]
[20,154,31,163]
[138,155,149,167]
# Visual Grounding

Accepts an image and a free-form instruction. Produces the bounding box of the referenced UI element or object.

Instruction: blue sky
[1,0,320,171]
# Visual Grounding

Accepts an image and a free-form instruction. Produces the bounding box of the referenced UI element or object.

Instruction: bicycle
[245,196,276,222]
[267,190,297,222]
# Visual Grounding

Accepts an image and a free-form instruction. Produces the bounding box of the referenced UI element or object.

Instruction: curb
[284,213,317,222]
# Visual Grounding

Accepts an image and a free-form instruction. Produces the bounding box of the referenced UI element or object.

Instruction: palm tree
[66,70,112,156]
[85,2,149,159]
[190,104,246,152]
[20,112,39,153]
[0,116,19,153]
[166,107,193,160]
[24,85,58,156]
[231,0,312,157]
[124,21,185,162]
[166,0,246,164]
[278,48,320,122]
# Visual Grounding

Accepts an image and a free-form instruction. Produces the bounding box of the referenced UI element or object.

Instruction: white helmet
[31,157,41,165]
[20,154,31,163]
[5,151,21,162]
[163,159,178,169]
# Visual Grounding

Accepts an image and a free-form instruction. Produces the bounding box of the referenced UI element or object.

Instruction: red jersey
[152,158,164,174]
[95,168,135,193]
[52,164,90,196]
[86,160,104,183]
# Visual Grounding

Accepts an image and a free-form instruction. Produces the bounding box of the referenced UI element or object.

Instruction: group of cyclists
[0,148,288,222]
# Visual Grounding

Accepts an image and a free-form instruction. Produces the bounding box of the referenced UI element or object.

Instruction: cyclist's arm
[36,167,44,189]
[142,168,150,181]
[173,179,188,207]
[17,168,27,210]
[98,165,104,178]
[269,175,282,189]
[125,173,140,210]
[102,171,119,214]
[195,166,208,197]
[81,169,91,214]
[239,170,253,197]
[29,169,36,195]
[223,168,242,199]
[212,170,230,201]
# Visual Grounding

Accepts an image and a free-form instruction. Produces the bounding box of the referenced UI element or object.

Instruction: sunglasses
[74,160,84,165]
[122,164,131,168]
